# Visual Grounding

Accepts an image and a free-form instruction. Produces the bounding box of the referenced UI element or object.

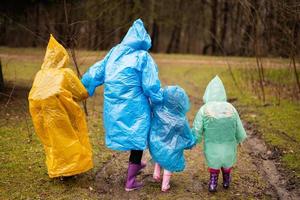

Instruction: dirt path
[244,122,300,200]
[88,122,300,200]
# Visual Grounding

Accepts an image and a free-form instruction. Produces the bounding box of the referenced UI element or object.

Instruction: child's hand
[190,145,196,150]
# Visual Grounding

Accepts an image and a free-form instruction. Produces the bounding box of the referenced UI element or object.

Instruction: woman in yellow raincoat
[28,35,93,178]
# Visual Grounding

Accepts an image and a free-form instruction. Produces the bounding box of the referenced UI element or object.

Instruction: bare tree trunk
[0,59,4,92]
[166,0,183,53]
[32,3,40,47]
[210,0,218,54]
[291,23,300,97]
[240,0,257,56]
[292,56,300,96]
[93,20,100,50]
[63,0,88,115]
[255,56,266,103]
[173,25,182,53]
[88,23,93,49]
[167,24,181,53]
[186,26,192,53]
[166,26,177,53]
[151,20,159,52]
[220,1,229,51]
[231,2,241,54]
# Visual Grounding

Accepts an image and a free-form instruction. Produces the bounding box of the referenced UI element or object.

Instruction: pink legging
[208,167,232,173]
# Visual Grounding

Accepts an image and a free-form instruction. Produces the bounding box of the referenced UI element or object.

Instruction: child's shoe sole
[125,186,143,192]
[161,185,170,192]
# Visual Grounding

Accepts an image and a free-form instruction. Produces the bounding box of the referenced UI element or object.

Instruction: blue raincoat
[192,76,247,169]
[81,19,163,151]
[149,86,196,172]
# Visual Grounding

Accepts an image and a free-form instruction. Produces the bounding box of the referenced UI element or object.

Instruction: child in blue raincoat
[192,76,247,192]
[81,19,163,191]
[149,85,196,192]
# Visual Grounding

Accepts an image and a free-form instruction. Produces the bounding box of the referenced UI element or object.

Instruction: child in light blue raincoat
[192,76,247,192]
[149,85,196,192]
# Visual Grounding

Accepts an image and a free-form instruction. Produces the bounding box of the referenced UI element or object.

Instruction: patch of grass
[244,101,300,177]
[0,90,112,199]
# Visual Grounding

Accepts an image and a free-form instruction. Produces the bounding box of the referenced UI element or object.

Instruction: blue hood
[121,19,151,50]
[164,85,190,114]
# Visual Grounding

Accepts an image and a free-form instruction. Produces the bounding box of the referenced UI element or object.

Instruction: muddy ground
[90,122,300,199]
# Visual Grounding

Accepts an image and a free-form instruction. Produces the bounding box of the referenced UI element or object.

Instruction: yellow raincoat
[28,35,93,178]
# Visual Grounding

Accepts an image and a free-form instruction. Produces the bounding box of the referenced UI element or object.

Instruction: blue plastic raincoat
[149,86,196,172]
[81,19,163,151]
[192,76,247,169]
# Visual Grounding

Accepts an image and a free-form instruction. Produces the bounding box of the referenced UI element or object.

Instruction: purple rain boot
[139,160,147,171]
[130,160,146,175]
[125,163,144,192]
[208,172,219,192]
[221,167,232,189]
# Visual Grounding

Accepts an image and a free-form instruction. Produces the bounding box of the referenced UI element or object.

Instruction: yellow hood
[41,35,69,69]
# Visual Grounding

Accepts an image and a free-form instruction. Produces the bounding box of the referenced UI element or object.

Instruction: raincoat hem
[48,163,93,178]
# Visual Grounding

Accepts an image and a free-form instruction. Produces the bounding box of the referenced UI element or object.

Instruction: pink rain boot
[161,170,172,192]
[153,163,161,182]
[125,163,144,192]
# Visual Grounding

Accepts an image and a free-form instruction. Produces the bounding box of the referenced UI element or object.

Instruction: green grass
[0,47,299,198]
[243,101,300,177]
[0,91,113,199]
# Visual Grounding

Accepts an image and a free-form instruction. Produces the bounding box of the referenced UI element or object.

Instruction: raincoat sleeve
[81,49,113,96]
[184,122,197,150]
[141,53,163,105]
[192,106,204,143]
[63,69,89,101]
[234,108,247,143]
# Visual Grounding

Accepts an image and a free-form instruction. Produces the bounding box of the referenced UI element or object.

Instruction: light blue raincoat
[149,86,196,172]
[192,76,247,169]
[81,19,163,151]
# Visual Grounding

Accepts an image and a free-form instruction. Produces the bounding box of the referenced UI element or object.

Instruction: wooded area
[0,0,299,56]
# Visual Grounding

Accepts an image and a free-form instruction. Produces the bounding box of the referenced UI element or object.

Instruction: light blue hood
[121,19,151,50]
[164,85,190,114]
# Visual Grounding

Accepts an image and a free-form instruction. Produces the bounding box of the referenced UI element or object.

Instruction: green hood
[203,75,227,103]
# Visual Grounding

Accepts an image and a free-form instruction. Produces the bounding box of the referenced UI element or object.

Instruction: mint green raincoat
[192,76,247,169]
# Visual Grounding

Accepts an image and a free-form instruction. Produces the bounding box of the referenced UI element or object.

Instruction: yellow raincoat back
[28,35,93,178]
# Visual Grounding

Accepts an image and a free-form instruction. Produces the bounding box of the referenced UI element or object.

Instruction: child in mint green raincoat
[192,76,247,192]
